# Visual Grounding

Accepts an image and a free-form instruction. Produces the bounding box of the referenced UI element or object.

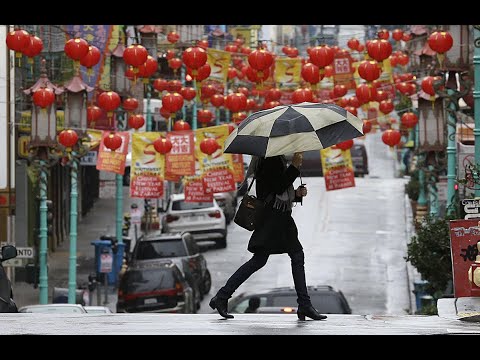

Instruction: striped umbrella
[224,102,363,157]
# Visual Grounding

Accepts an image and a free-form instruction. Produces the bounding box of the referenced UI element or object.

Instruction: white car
[18,304,87,314]
[161,193,227,248]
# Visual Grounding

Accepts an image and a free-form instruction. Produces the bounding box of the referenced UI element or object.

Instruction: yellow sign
[19,110,65,133]
[320,147,355,191]
[274,58,301,87]
[85,129,103,150]
[18,135,31,158]
[195,124,234,173]
[207,48,231,83]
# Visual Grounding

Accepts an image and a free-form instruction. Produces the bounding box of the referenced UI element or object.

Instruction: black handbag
[234,177,273,231]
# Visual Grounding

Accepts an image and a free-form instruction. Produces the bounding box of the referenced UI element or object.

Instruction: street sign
[2,258,25,267]
[462,199,480,220]
[16,247,34,259]
[100,253,113,273]
[130,208,142,226]
[80,151,98,166]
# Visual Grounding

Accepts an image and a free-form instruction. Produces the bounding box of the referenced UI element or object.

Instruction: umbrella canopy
[224,102,364,157]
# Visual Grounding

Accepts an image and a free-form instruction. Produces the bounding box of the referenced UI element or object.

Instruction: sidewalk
[14,187,138,310]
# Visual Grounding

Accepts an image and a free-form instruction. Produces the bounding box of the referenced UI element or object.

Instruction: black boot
[209,296,234,319]
[297,305,327,321]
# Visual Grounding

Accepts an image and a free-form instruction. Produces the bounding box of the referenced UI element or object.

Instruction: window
[172,200,214,211]
[231,296,268,313]
[270,294,347,313]
[135,240,187,260]
[120,268,175,293]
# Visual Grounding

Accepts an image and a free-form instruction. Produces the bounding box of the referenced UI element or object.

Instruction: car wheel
[201,269,212,295]
[216,236,227,249]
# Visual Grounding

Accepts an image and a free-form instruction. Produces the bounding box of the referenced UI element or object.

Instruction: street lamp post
[474,26,480,198]
[116,113,125,247]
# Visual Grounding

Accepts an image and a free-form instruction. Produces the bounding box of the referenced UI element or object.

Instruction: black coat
[247,156,303,255]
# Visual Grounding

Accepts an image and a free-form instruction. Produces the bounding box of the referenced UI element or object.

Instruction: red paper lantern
[392,29,404,41]
[397,53,409,66]
[225,44,238,53]
[344,106,357,116]
[367,39,392,63]
[377,29,389,40]
[335,139,354,150]
[264,101,280,110]
[180,87,197,101]
[187,63,211,81]
[301,63,322,85]
[358,60,381,82]
[266,88,282,102]
[168,80,183,93]
[128,114,145,130]
[167,31,180,44]
[347,38,360,51]
[246,66,270,83]
[348,96,361,108]
[337,97,349,108]
[58,129,78,150]
[241,47,252,55]
[200,138,219,155]
[165,49,175,60]
[210,93,224,107]
[182,47,208,72]
[308,45,335,69]
[225,93,247,113]
[197,109,214,124]
[237,87,249,97]
[137,56,158,78]
[401,112,418,129]
[363,120,372,134]
[22,35,43,59]
[324,65,334,78]
[379,100,394,115]
[6,29,30,54]
[64,37,89,61]
[428,31,453,54]
[227,123,236,134]
[153,137,172,154]
[87,105,102,122]
[197,39,209,49]
[356,84,377,104]
[382,129,401,147]
[375,90,388,103]
[153,78,169,92]
[159,107,171,119]
[292,88,314,103]
[233,112,247,123]
[33,87,55,108]
[173,120,191,131]
[162,93,184,113]
[201,83,217,100]
[333,84,348,98]
[246,98,256,111]
[421,76,436,96]
[123,97,139,112]
[228,67,238,80]
[402,33,412,42]
[357,44,365,52]
[104,132,123,151]
[168,57,182,71]
[80,45,101,69]
[98,91,121,112]
[287,47,299,58]
[248,49,274,72]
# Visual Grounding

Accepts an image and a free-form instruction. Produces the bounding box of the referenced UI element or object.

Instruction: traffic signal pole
[38,161,48,304]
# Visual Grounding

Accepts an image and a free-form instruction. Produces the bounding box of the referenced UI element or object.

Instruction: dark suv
[117,260,195,313]
[351,143,369,177]
[130,231,211,309]
[227,285,352,314]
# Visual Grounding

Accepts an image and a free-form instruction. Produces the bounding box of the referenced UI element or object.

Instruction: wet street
[198,132,411,315]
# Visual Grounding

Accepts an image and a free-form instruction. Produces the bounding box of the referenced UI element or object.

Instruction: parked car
[161,193,227,249]
[84,306,113,314]
[351,143,369,177]
[116,260,195,314]
[285,150,323,177]
[227,285,352,314]
[18,304,87,313]
[214,192,236,224]
[130,231,212,309]
[0,245,18,313]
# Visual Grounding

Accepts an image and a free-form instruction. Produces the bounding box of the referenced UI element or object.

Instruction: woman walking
[209,152,327,321]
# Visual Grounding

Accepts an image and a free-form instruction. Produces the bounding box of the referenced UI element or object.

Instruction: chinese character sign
[333,54,356,90]
[130,132,165,198]
[232,153,245,183]
[166,131,196,177]
[184,176,214,203]
[96,131,129,175]
[274,58,301,88]
[207,48,232,83]
[449,219,480,298]
[320,147,355,191]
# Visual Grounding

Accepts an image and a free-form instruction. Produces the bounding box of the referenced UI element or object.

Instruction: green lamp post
[474,26,480,198]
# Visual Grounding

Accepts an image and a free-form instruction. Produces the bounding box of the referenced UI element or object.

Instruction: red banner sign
[449,219,480,298]
[202,168,236,193]
[320,148,355,191]
[166,131,196,177]
[96,131,129,175]
[333,54,356,90]
[232,153,245,183]
[185,177,213,203]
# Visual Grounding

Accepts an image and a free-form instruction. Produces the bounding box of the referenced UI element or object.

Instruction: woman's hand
[292,152,303,169]
[295,185,307,198]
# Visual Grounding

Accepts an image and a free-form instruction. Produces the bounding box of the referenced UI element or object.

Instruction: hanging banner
[232,153,245,183]
[96,131,129,175]
[449,219,480,298]
[165,130,196,178]
[333,54,356,90]
[274,58,301,88]
[130,132,165,198]
[195,124,236,193]
[320,147,355,191]
[184,176,214,203]
[85,129,103,150]
[207,48,232,83]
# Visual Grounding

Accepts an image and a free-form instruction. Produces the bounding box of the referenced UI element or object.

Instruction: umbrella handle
[298,183,306,206]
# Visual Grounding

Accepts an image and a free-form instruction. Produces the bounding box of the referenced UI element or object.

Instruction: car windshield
[172,200,213,211]
[271,294,346,313]
[120,268,175,293]
[20,306,85,313]
[136,240,187,259]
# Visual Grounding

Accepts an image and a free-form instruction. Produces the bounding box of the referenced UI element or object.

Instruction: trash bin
[91,238,126,286]
[413,280,434,311]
